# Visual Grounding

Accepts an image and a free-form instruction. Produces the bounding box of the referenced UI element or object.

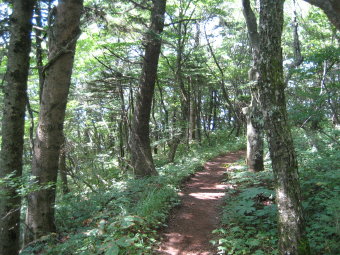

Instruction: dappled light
[157,151,245,255]
[0,0,338,254]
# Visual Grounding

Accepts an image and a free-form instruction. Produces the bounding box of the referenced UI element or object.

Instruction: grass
[212,128,340,255]
[21,130,245,255]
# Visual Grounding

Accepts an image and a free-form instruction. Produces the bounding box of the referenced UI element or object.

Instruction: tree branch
[242,0,260,56]
[303,0,340,31]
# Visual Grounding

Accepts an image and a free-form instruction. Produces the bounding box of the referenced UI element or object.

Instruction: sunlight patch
[189,192,224,200]
[229,165,246,170]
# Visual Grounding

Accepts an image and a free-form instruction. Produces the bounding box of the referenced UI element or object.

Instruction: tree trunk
[196,86,202,143]
[0,1,35,254]
[242,0,264,172]
[59,139,70,194]
[167,137,180,163]
[258,1,310,254]
[189,90,197,141]
[25,0,83,243]
[242,101,264,172]
[130,0,166,178]
[34,1,44,103]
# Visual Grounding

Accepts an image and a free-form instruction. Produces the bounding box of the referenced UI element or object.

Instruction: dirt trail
[156,150,245,255]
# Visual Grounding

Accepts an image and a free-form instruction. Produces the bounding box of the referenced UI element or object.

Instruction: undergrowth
[21,131,245,255]
[213,128,340,255]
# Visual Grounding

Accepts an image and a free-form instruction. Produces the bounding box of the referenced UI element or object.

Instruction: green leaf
[105,244,119,255]
[116,237,133,248]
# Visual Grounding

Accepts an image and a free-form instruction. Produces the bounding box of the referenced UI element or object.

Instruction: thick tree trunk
[0,1,35,254]
[242,0,264,172]
[303,0,340,31]
[258,1,310,254]
[130,0,166,178]
[25,0,83,243]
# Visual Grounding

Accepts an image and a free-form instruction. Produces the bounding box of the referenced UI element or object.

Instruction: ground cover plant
[213,128,340,255]
[1,1,338,254]
[21,131,245,255]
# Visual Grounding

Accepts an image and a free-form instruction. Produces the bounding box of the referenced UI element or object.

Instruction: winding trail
[156,150,246,255]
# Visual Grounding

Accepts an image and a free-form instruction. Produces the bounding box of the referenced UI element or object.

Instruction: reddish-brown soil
[156,150,246,255]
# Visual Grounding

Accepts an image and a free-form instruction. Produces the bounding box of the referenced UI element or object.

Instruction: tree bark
[189,86,197,141]
[258,1,310,254]
[303,0,340,31]
[34,1,44,103]
[130,0,166,178]
[59,138,70,194]
[242,100,264,172]
[0,1,35,254]
[25,0,83,243]
[242,0,264,171]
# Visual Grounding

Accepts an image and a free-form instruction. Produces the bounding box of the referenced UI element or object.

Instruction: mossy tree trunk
[258,1,310,254]
[0,1,35,254]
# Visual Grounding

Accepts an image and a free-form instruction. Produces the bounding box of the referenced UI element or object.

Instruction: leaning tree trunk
[130,0,167,178]
[25,0,83,243]
[258,0,310,254]
[0,1,35,254]
[242,0,264,172]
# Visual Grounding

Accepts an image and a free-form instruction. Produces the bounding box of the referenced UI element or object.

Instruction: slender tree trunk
[25,0,83,243]
[0,1,35,254]
[59,138,70,194]
[212,90,218,130]
[157,79,169,130]
[130,0,166,178]
[205,27,241,131]
[176,21,190,142]
[118,84,129,165]
[34,1,44,103]
[258,1,310,254]
[196,86,202,143]
[189,89,197,141]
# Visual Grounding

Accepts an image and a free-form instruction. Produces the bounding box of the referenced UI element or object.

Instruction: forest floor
[156,150,246,255]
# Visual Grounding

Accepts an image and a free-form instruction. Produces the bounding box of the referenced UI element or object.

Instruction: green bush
[214,128,340,254]
[21,130,245,255]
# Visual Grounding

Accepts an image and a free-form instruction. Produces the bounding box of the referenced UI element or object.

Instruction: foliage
[213,129,340,254]
[0,0,338,254]
[21,131,245,254]
[212,159,278,255]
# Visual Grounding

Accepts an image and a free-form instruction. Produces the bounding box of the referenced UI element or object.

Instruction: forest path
[155,150,246,255]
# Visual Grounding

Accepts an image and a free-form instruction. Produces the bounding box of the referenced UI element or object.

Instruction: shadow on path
[155,150,246,255]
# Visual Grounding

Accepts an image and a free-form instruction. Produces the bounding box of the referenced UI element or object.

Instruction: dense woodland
[0,0,339,254]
